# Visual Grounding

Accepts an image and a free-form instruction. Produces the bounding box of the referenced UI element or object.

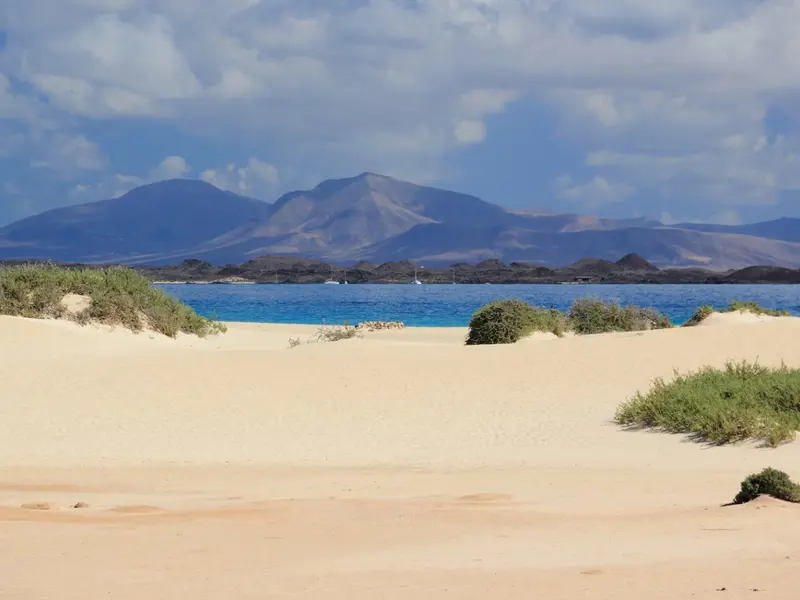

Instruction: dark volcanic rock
[568,257,619,275]
[476,258,505,270]
[724,265,800,283]
[6,253,800,284]
[616,253,660,272]
[353,261,379,271]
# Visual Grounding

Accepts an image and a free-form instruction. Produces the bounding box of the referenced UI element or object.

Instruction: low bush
[615,360,800,447]
[466,299,533,345]
[733,468,800,504]
[729,300,789,317]
[314,320,360,343]
[466,299,566,345]
[528,306,568,338]
[567,298,672,334]
[683,304,714,327]
[0,263,225,338]
[683,300,790,327]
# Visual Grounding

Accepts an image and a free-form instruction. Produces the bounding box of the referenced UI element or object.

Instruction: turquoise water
[156,284,800,327]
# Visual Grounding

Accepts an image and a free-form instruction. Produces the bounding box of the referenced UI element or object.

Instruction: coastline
[151,279,800,285]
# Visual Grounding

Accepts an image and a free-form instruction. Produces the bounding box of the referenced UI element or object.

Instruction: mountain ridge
[2,174,800,270]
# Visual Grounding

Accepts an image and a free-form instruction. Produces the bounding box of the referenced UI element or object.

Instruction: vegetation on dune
[466,299,566,345]
[524,305,568,338]
[567,298,673,334]
[733,468,800,504]
[288,320,363,348]
[615,361,800,447]
[683,304,715,327]
[466,295,795,344]
[0,263,225,338]
[466,297,671,345]
[728,300,789,317]
[683,300,790,327]
[314,321,360,343]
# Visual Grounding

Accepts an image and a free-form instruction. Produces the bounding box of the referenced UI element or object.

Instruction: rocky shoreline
[4,254,800,284]
[138,254,800,285]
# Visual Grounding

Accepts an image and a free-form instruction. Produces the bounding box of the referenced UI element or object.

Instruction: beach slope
[1,314,800,598]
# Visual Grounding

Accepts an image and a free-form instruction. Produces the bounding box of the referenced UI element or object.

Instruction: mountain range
[2,173,800,270]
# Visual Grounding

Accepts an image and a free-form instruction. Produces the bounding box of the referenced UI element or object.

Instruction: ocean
[156,283,800,327]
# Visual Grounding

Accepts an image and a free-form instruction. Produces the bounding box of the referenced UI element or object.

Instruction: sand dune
[2,314,800,598]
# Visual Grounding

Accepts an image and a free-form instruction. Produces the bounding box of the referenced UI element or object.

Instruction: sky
[1,0,800,226]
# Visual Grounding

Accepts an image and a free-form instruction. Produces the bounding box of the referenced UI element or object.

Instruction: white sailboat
[324,265,340,284]
[413,266,423,284]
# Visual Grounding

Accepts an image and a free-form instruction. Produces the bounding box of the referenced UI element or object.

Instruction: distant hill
[0,179,273,262]
[2,173,800,269]
[673,218,800,243]
[616,253,659,272]
[356,222,800,270]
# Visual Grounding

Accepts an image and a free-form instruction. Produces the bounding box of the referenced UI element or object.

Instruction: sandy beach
[2,313,800,598]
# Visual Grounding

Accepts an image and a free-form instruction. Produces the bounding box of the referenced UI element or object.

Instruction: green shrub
[728,300,789,317]
[615,360,800,447]
[683,301,789,327]
[683,304,714,327]
[466,300,568,345]
[528,306,569,338]
[733,468,800,504]
[0,263,225,338]
[466,299,535,345]
[567,298,672,335]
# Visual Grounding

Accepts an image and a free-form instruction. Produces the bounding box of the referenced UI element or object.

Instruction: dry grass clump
[288,320,363,348]
[683,300,790,326]
[733,468,800,504]
[314,321,360,342]
[615,361,800,447]
[0,263,225,338]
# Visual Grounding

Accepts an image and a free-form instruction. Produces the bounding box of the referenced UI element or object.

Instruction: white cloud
[200,157,279,198]
[661,209,743,226]
[0,74,38,121]
[458,89,518,116]
[555,175,634,207]
[68,173,142,202]
[52,155,277,213]
[67,155,193,203]
[21,13,200,117]
[585,128,800,207]
[2,0,800,213]
[31,134,107,177]
[454,120,486,145]
[148,156,191,181]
